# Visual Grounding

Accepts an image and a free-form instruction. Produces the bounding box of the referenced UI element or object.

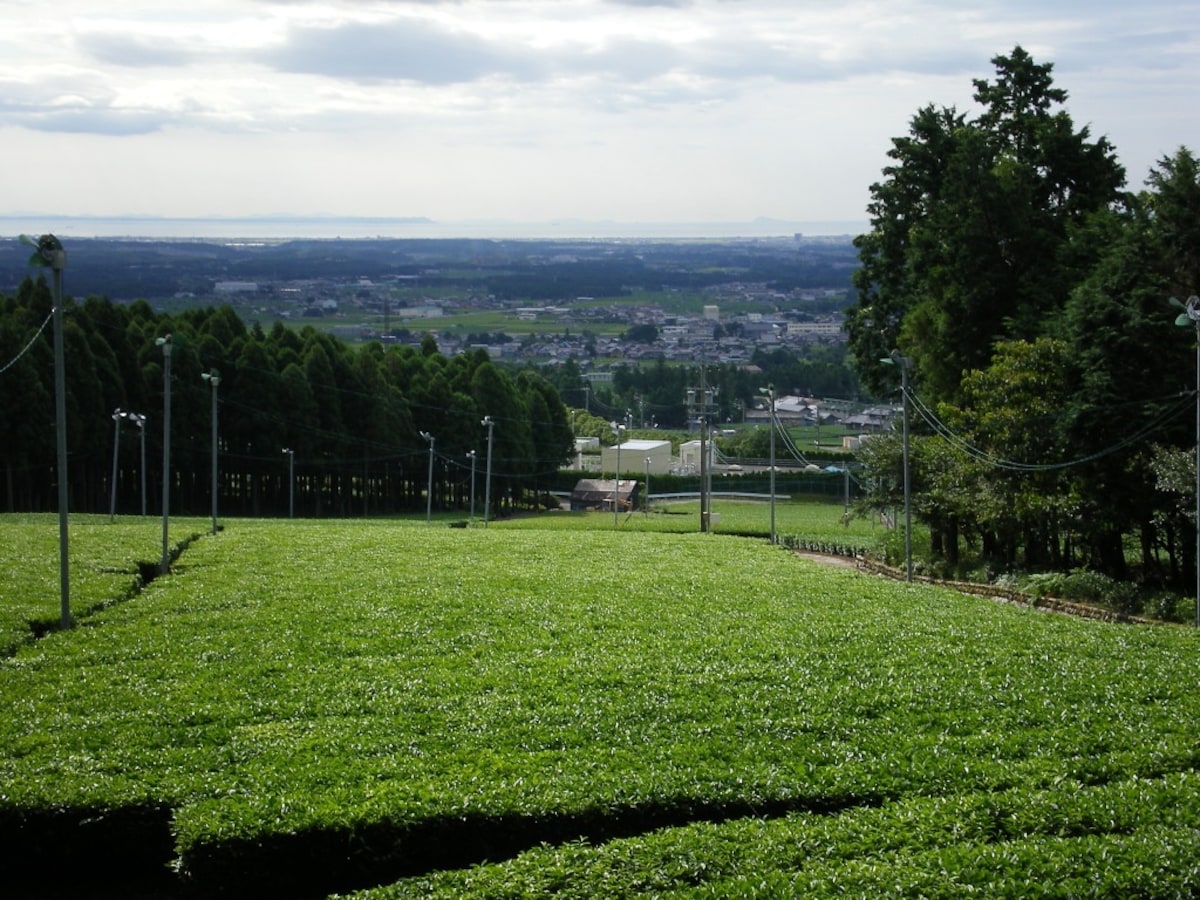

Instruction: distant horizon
[0,213,867,242]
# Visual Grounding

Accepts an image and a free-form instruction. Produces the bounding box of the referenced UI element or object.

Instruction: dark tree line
[0,281,574,518]
[845,46,1200,584]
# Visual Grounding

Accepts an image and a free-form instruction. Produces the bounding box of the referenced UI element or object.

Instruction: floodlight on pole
[611,421,625,525]
[283,449,295,518]
[130,412,147,516]
[201,369,221,536]
[1171,294,1200,625]
[467,450,477,522]
[156,334,172,574]
[420,431,435,523]
[110,408,124,522]
[881,349,913,582]
[109,410,146,520]
[759,384,776,544]
[482,416,495,525]
[23,234,71,628]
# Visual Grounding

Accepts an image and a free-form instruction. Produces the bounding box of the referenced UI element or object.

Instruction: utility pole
[644,456,651,516]
[882,350,913,581]
[283,448,295,518]
[686,366,717,533]
[133,413,146,517]
[202,369,221,536]
[482,415,495,525]
[24,234,71,628]
[759,384,776,544]
[467,450,477,521]
[157,334,173,574]
[610,421,625,525]
[420,431,435,523]
[110,409,124,523]
[1170,295,1200,624]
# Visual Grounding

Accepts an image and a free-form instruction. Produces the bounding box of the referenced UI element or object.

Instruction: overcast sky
[1,0,1198,234]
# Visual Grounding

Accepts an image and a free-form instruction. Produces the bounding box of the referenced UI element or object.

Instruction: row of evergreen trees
[0,278,574,518]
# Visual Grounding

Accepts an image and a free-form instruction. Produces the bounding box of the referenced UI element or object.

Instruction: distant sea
[0,215,867,241]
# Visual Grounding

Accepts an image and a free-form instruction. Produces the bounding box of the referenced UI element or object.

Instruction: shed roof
[616,439,671,452]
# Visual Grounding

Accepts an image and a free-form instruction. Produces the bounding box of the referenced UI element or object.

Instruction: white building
[678,439,715,474]
[787,321,843,337]
[214,281,258,294]
[600,439,672,475]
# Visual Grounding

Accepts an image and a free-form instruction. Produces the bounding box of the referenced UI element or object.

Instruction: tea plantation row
[1,515,1198,897]
[0,515,210,655]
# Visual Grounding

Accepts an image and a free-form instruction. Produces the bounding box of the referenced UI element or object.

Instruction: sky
[1,0,1198,235]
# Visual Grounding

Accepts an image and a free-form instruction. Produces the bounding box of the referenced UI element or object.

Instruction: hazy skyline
[2,1,1198,235]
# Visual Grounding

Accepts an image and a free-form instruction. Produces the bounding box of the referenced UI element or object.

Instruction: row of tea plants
[1,516,1198,897]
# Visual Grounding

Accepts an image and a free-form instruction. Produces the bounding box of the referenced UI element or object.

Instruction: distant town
[1,233,859,368]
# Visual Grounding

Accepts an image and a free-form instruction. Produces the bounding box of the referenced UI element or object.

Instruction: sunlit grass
[0,514,210,653]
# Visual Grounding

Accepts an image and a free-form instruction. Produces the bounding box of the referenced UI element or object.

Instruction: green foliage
[845,49,1200,588]
[3,516,1200,896]
[848,46,1125,403]
[622,323,659,344]
[0,290,574,518]
[1020,569,1142,615]
[0,515,209,654]
[363,774,1200,898]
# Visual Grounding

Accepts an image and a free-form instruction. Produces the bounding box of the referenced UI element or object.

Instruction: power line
[0,308,54,376]
[903,386,1194,472]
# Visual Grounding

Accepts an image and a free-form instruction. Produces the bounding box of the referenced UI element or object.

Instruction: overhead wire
[771,410,815,467]
[902,384,1195,472]
[0,308,54,376]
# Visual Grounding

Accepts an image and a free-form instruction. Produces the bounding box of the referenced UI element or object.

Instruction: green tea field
[2,513,1199,898]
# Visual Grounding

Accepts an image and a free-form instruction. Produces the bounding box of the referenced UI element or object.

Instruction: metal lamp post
[156,335,172,574]
[283,448,295,518]
[644,456,651,516]
[759,384,776,544]
[467,450,477,521]
[482,416,495,525]
[881,349,913,581]
[842,463,851,516]
[24,235,71,628]
[420,431,435,523]
[1171,295,1200,625]
[131,413,147,516]
[110,408,124,522]
[201,369,220,536]
[611,421,625,524]
[109,409,146,520]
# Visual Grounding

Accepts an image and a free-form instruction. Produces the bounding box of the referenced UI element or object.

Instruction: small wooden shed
[570,478,639,512]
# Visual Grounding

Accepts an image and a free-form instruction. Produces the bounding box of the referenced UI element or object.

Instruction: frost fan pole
[22,235,71,628]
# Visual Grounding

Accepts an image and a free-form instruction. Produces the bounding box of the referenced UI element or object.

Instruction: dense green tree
[940,338,1076,571]
[846,46,1125,404]
[1148,147,1200,299]
[0,286,573,518]
[471,361,533,513]
[520,370,575,479]
[623,323,659,344]
[0,282,54,510]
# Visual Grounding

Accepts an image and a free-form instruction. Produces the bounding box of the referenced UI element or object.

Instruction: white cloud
[0,0,1197,228]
